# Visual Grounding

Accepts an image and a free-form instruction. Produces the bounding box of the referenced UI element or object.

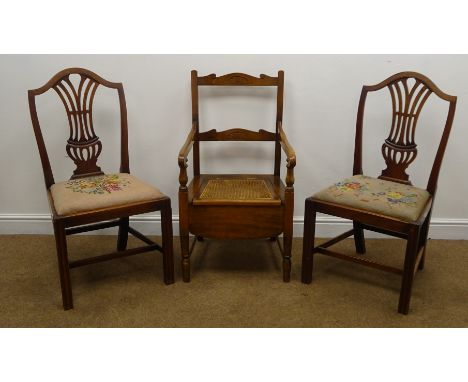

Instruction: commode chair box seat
[187,174,286,239]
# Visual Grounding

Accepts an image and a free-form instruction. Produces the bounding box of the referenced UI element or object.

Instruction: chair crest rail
[197,72,279,86]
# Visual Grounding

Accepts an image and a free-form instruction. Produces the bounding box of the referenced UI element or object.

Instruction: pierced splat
[379,78,433,184]
[52,73,103,179]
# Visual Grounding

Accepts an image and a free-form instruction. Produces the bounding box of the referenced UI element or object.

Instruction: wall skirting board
[0,214,467,239]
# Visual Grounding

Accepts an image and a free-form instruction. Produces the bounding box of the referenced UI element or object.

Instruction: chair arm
[278,122,296,187]
[178,123,197,188]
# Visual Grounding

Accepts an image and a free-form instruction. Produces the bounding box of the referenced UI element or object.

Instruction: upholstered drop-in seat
[313,175,431,222]
[50,173,165,216]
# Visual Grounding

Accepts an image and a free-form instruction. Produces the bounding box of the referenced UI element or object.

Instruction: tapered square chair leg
[161,201,175,285]
[353,222,366,254]
[53,221,73,310]
[117,217,129,251]
[301,199,316,284]
[398,227,421,314]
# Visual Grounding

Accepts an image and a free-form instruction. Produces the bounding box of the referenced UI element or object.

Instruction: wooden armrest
[277,122,296,187]
[178,123,197,188]
[178,122,197,168]
[278,122,296,168]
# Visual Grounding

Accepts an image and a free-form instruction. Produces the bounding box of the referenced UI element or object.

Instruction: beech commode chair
[178,70,296,282]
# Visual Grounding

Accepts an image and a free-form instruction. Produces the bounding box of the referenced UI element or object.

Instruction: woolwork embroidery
[65,174,130,195]
[331,176,420,207]
[373,191,418,206]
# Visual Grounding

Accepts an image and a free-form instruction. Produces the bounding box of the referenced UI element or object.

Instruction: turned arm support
[278,122,296,187]
[178,122,197,189]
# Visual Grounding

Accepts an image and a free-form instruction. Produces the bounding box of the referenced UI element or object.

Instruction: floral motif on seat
[50,173,165,216]
[335,180,369,193]
[372,190,418,206]
[65,174,131,195]
[313,175,431,222]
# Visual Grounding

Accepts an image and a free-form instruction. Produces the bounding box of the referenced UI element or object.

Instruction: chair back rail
[197,128,276,141]
[353,71,457,194]
[191,70,285,176]
[28,67,129,189]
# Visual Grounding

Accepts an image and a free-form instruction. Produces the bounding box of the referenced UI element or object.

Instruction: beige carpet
[0,234,466,327]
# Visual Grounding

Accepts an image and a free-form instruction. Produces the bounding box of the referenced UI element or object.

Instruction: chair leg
[180,232,190,282]
[282,188,294,282]
[161,201,175,285]
[53,221,73,310]
[301,199,316,284]
[418,247,427,271]
[398,226,421,315]
[418,214,431,271]
[282,232,292,283]
[117,217,129,251]
[353,221,366,254]
[179,188,191,282]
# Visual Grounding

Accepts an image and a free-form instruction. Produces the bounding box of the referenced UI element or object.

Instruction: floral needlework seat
[50,173,165,216]
[313,175,431,222]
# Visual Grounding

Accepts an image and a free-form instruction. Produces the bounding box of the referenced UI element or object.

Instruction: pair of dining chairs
[28,68,456,315]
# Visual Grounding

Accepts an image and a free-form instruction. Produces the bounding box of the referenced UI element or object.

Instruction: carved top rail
[197,72,280,86]
[28,68,128,189]
[354,71,457,194]
[29,67,123,96]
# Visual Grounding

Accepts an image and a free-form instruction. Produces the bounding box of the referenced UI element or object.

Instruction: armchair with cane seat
[178,70,296,282]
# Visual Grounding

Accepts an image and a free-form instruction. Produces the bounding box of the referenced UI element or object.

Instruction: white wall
[1,55,467,238]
